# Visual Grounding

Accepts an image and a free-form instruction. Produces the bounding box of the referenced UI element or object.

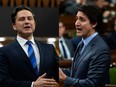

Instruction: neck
[18,34,33,40]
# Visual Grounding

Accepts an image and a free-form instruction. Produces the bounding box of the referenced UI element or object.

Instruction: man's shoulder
[0,41,18,52]
[35,40,54,49]
[94,36,109,52]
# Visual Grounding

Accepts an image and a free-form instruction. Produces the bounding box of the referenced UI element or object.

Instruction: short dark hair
[11,5,35,23]
[77,4,102,31]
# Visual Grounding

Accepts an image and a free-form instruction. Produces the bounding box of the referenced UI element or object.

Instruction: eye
[75,16,78,21]
[28,16,34,20]
[18,17,25,21]
[80,17,86,22]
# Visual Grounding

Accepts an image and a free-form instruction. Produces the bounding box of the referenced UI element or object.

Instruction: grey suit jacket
[64,34,111,87]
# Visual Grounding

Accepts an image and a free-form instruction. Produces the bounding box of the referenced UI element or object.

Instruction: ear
[12,23,17,30]
[92,22,97,29]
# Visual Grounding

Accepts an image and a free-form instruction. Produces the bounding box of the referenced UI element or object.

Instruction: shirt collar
[82,32,98,46]
[59,37,64,41]
[16,35,36,46]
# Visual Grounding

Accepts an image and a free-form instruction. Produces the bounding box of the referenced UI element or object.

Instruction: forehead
[76,11,88,18]
[16,10,33,18]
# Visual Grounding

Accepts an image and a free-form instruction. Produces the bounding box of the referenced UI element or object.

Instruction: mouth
[76,27,82,32]
[24,26,31,29]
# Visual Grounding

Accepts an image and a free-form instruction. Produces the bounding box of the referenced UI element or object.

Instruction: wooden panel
[59,60,72,68]
[29,0,36,7]
[110,50,116,65]
[56,0,59,7]
[51,0,55,7]
[23,0,28,6]
[15,0,23,6]
[10,0,14,7]
[106,84,116,87]
[43,0,50,7]
[59,15,76,30]
[2,0,9,7]
[1,0,59,7]
[51,0,59,7]
[37,0,41,7]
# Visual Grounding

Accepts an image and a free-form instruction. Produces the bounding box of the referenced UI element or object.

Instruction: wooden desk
[106,84,116,87]
[59,59,72,68]
[110,50,116,64]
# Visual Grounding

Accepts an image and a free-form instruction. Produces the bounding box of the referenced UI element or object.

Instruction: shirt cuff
[31,82,34,87]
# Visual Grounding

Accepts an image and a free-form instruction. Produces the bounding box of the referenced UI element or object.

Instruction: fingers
[36,73,46,81]
[44,80,57,85]
[59,67,64,75]
[34,73,58,87]
[34,77,57,87]
[59,68,67,81]
[42,79,57,87]
[40,73,46,78]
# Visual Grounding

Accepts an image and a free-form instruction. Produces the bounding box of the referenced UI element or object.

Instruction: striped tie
[60,40,67,58]
[26,41,39,76]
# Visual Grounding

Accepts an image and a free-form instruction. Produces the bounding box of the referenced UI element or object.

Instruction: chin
[24,31,33,34]
[77,33,83,37]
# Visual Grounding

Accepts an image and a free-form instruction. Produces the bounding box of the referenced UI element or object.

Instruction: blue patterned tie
[26,41,39,76]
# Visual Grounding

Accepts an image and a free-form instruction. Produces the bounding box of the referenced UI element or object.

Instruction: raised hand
[33,73,57,87]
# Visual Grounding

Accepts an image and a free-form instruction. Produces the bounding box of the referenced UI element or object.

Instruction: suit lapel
[77,43,93,66]
[71,42,82,76]
[77,35,99,66]
[72,35,99,76]
[72,44,93,76]
[73,42,81,61]
[14,40,37,75]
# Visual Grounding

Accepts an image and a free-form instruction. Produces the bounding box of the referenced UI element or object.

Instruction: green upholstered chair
[110,67,116,84]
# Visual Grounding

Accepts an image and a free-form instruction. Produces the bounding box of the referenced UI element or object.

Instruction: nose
[25,18,30,23]
[75,20,80,26]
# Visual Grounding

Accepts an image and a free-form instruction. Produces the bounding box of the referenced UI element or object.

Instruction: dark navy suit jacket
[0,40,59,87]
[64,35,111,87]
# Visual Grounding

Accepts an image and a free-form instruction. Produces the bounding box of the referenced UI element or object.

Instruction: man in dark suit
[0,5,58,87]
[59,21,74,59]
[59,4,111,87]
[104,30,116,50]
[104,19,116,50]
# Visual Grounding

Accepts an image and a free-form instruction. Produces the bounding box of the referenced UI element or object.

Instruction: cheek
[32,25,36,31]
[82,26,90,34]
[83,23,92,30]
[15,23,23,29]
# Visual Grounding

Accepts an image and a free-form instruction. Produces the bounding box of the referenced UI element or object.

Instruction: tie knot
[80,41,84,47]
[60,40,63,43]
[78,41,84,53]
[26,40,32,45]
[80,41,84,48]
[26,41,32,45]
